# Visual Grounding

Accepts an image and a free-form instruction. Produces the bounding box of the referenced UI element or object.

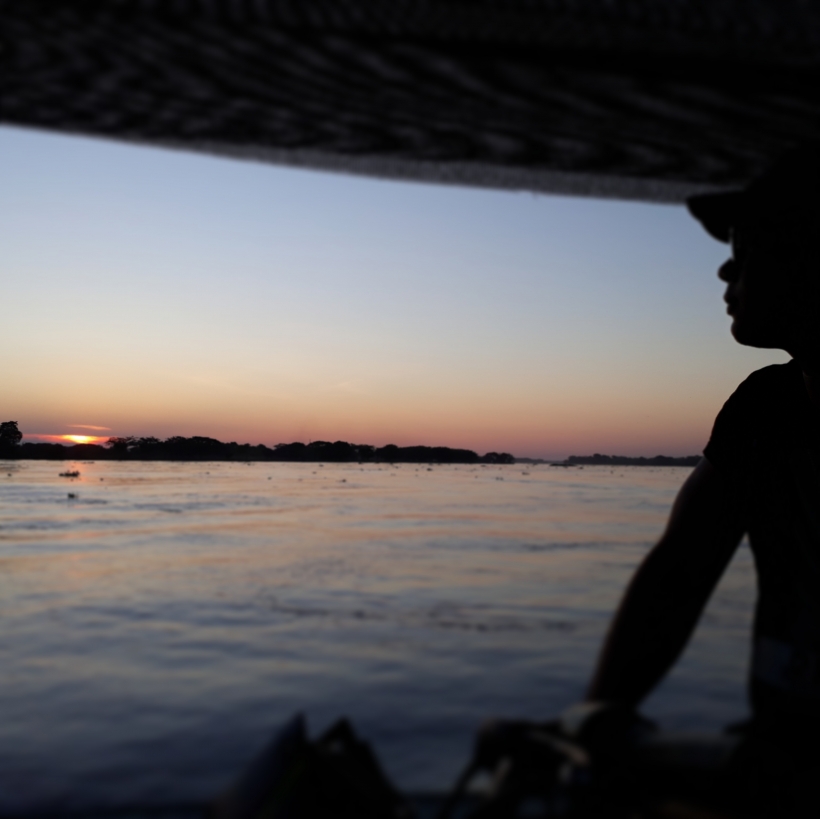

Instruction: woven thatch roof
[3,1,819,201]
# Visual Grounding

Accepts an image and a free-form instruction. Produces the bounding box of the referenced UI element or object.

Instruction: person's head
[687,146,820,358]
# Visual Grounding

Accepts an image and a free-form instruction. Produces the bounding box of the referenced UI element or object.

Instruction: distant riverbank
[552,454,701,467]
[0,436,514,464]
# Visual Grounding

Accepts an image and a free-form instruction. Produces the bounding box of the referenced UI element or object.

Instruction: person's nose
[718,259,737,283]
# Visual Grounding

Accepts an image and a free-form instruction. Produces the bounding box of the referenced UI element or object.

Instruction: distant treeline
[559,453,701,467]
[0,434,514,464]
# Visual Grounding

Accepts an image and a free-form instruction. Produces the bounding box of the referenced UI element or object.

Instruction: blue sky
[1,126,786,458]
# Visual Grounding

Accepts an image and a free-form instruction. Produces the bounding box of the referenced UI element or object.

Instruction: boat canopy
[3,0,820,201]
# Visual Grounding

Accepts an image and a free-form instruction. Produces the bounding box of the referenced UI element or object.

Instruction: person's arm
[586,458,745,707]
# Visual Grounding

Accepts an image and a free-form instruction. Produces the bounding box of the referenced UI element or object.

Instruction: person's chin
[730,319,783,350]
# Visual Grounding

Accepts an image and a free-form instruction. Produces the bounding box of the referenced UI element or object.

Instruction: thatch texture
[3,1,819,200]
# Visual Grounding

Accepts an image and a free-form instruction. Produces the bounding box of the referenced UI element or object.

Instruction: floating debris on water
[67,493,77,499]
[59,471,80,478]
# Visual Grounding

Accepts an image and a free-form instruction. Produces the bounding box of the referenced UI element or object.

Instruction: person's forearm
[585,542,714,706]
[585,460,743,708]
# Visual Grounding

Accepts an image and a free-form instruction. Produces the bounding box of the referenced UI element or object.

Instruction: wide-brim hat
[687,144,820,243]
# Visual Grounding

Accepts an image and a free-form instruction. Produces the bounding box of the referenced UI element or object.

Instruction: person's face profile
[720,225,798,351]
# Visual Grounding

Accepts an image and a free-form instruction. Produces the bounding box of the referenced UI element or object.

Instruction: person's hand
[559,701,656,756]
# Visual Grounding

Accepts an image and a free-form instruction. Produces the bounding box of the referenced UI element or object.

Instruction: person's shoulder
[726,360,799,409]
[704,361,798,469]
[734,359,797,392]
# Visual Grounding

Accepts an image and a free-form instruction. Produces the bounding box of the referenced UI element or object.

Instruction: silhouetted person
[585,146,820,816]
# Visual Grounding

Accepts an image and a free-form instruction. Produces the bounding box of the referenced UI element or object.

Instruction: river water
[0,460,755,814]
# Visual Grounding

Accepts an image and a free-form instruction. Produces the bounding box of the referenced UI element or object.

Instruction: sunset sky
[2,126,787,459]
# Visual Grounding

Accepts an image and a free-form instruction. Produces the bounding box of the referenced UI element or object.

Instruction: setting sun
[61,434,107,445]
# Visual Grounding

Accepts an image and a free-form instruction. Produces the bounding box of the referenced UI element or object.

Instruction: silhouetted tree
[0,421,23,448]
[106,436,138,456]
[481,451,515,464]
[272,442,308,461]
